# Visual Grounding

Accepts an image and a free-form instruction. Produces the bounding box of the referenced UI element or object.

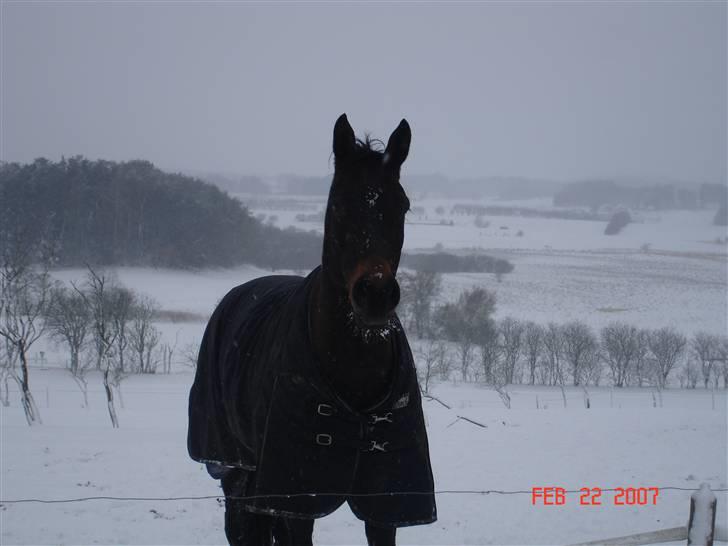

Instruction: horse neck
[308,266,396,410]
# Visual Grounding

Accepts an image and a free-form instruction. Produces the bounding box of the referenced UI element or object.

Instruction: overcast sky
[2,2,726,184]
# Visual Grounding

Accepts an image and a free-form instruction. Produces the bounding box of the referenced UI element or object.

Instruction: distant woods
[0,157,321,270]
[554,179,727,214]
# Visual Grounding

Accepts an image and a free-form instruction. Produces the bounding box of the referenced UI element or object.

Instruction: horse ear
[333,113,356,161]
[384,119,411,169]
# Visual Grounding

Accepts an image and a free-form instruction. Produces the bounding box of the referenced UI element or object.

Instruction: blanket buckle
[316,433,333,446]
[317,403,334,417]
[367,440,389,452]
[368,412,393,424]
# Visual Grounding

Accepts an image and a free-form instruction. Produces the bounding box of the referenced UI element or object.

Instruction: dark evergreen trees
[0,157,321,270]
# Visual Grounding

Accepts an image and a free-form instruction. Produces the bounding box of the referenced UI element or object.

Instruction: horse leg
[221,469,274,546]
[364,521,396,546]
[272,517,314,546]
[224,509,274,546]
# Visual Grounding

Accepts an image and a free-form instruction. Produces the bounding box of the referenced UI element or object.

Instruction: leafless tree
[45,285,90,374]
[398,271,442,338]
[692,332,720,389]
[680,359,700,389]
[71,351,92,408]
[648,327,687,388]
[561,321,598,386]
[0,261,53,425]
[522,322,544,385]
[629,330,651,387]
[159,342,174,374]
[479,327,501,385]
[415,339,447,393]
[0,337,17,406]
[542,323,565,386]
[110,286,135,375]
[77,267,120,427]
[181,339,201,370]
[498,317,523,384]
[601,322,640,388]
[129,296,161,373]
[717,336,728,389]
[580,348,603,386]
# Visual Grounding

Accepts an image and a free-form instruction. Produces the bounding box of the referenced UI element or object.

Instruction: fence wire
[2,486,727,505]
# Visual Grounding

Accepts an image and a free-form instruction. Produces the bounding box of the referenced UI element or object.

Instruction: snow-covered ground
[3,201,727,544]
[2,370,726,545]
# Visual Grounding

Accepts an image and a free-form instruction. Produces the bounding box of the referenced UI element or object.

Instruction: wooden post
[688,483,717,546]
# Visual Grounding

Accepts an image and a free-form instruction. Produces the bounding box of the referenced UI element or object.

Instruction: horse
[188,114,436,546]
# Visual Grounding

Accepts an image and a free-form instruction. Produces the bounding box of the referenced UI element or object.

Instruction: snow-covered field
[2,370,726,545]
[3,201,727,544]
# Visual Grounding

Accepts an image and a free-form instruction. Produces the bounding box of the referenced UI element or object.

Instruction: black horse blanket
[188,267,436,527]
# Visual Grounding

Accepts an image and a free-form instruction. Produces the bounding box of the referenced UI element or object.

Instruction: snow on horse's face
[324,114,411,329]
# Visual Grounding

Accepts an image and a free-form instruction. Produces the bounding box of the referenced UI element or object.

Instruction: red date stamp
[531,487,660,506]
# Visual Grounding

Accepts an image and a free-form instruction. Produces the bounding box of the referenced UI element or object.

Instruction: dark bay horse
[188,115,436,545]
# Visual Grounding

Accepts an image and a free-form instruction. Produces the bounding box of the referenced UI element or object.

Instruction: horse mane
[355,135,385,155]
[332,135,385,168]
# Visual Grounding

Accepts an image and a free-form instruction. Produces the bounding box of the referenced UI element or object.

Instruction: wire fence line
[2,486,727,505]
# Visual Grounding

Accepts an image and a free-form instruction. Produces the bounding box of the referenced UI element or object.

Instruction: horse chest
[322,352,395,412]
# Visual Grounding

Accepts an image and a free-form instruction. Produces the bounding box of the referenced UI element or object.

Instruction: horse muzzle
[349,268,400,326]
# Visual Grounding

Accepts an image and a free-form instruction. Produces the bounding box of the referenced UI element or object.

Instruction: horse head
[322,114,411,331]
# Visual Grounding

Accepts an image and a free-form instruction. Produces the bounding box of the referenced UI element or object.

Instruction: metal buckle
[368,440,389,452]
[317,403,334,417]
[368,412,393,424]
[316,433,333,446]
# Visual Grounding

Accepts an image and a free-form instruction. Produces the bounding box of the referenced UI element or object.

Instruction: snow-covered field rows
[2,370,726,545]
[247,195,728,254]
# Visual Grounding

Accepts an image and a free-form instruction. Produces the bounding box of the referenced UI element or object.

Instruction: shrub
[604,211,631,235]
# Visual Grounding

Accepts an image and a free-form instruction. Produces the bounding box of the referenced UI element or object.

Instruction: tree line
[398,271,728,393]
[0,157,321,270]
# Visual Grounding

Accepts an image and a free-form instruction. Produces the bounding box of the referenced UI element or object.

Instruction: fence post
[688,482,717,546]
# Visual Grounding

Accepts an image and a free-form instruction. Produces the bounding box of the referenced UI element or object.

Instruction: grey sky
[2,1,726,184]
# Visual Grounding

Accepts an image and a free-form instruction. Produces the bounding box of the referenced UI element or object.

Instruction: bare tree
[498,317,523,385]
[580,348,603,386]
[129,296,161,373]
[629,330,651,387]
[110,287,135,375]
[680,359,700,389]
[45,285,90,374]
[692,332,719,389]
[542,323,565,386]
[601,322,640,388]
[0,337,17,407]
[71,351,92,408]
[77,267,120,427]
[398,271,442,338]
[181,339,201,370]
[0,262,52,425]
[479,327,501,385]
[561,321,598,386]
[648,327,687,388]
[522,322,544,385]
[717,336,728,389]
[415,339,447,393]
